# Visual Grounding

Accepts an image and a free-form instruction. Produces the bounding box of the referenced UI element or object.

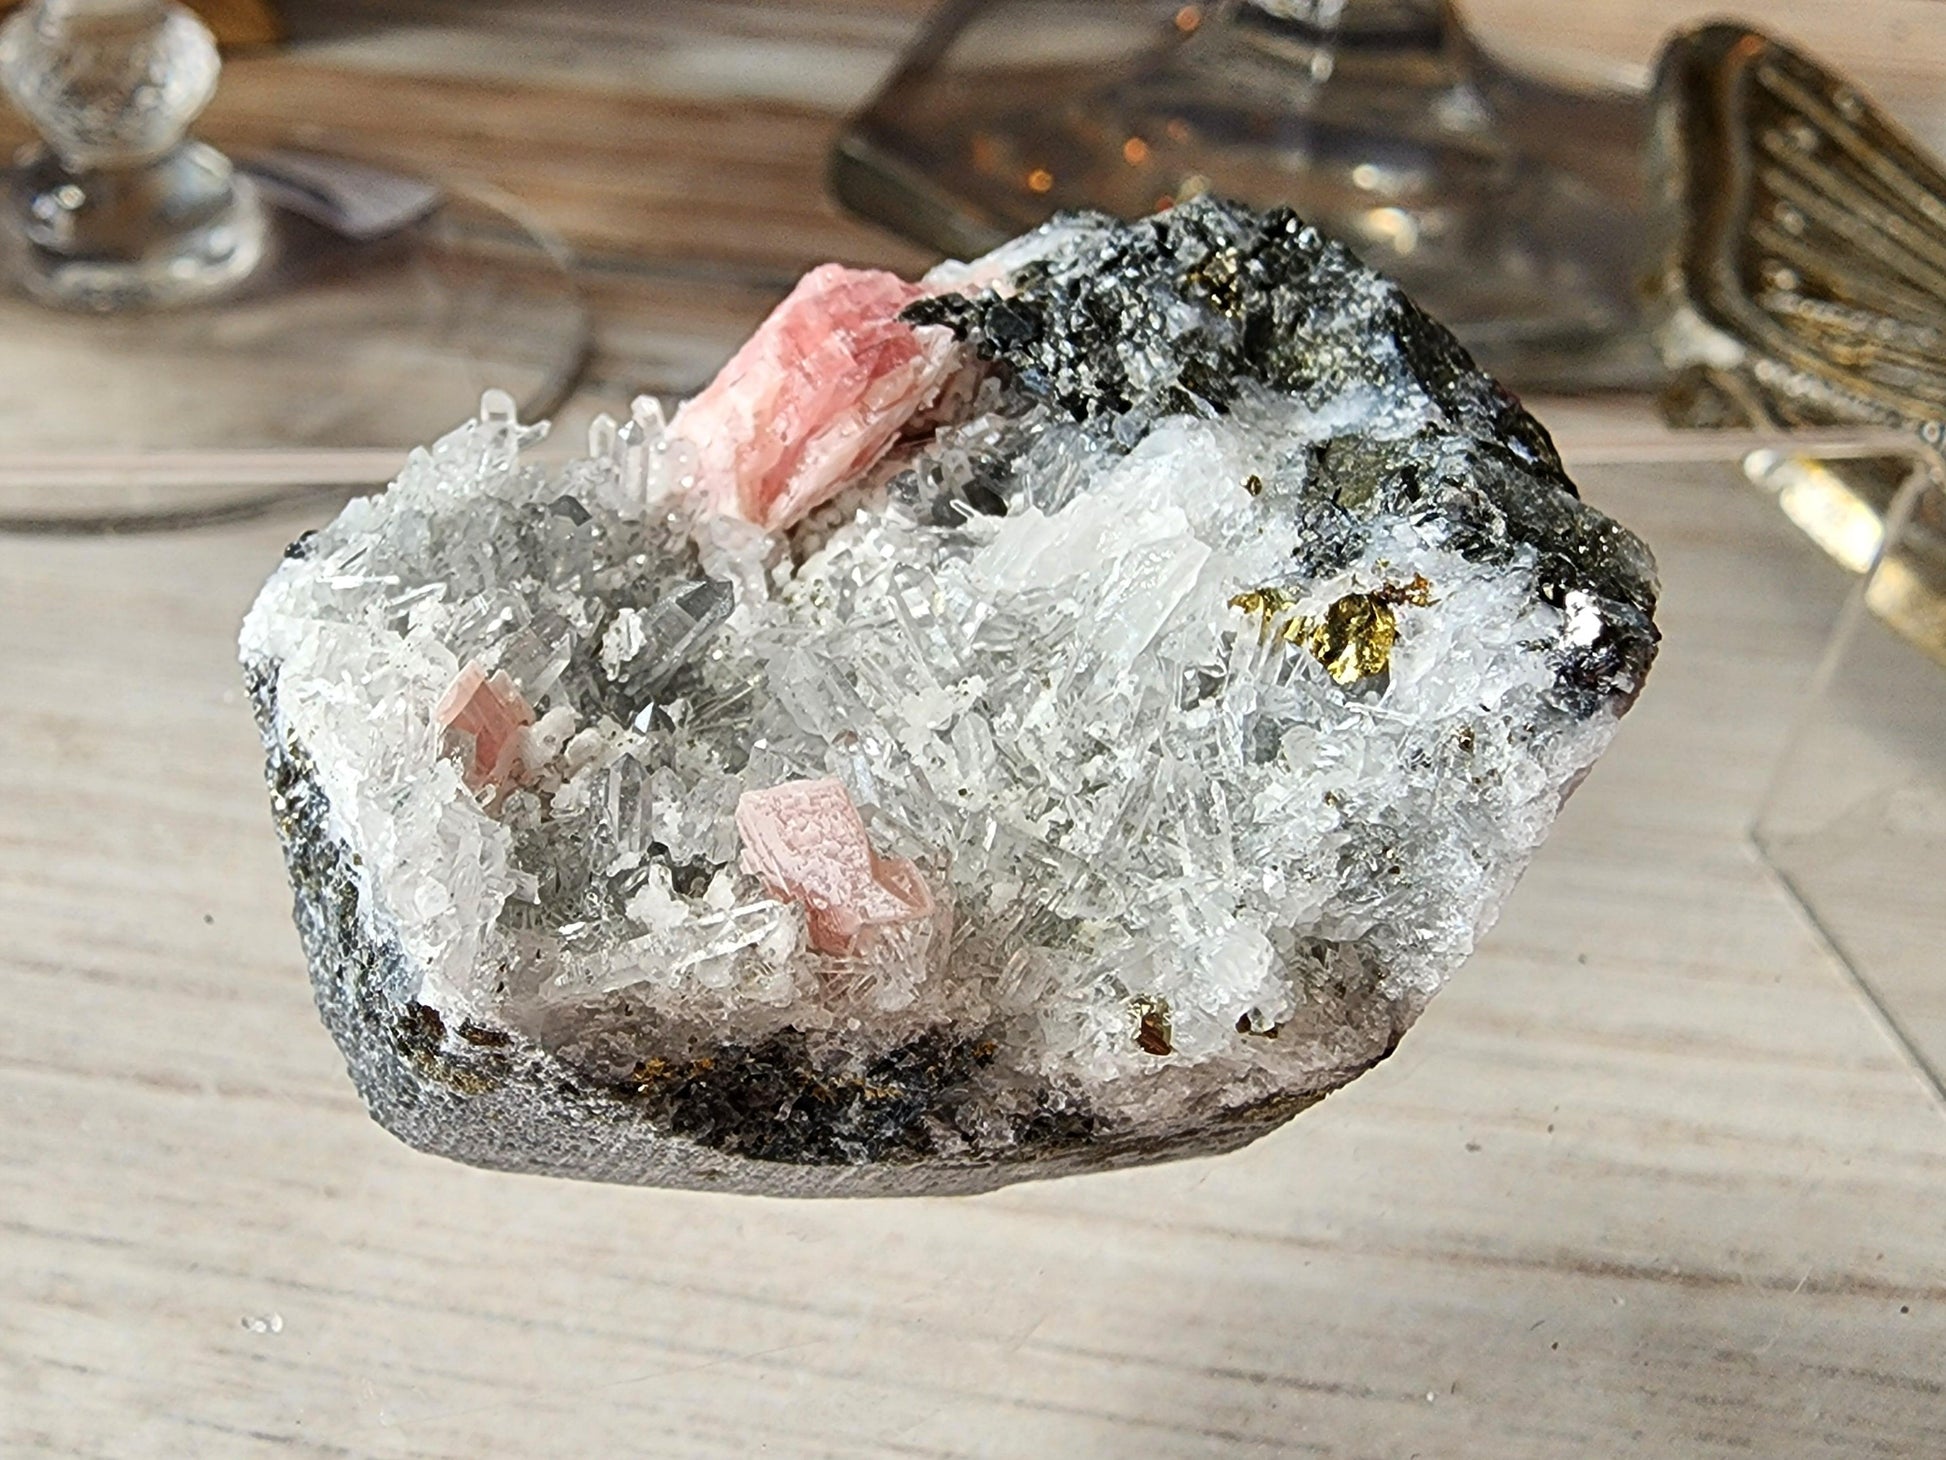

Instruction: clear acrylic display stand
[1753,440,1946,1099]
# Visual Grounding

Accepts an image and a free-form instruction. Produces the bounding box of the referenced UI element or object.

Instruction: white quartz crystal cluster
[244,201,1656,1190]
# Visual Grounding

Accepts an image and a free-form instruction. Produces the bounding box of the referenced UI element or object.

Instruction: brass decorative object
[1649,22,1946,667]
[1649,22,1946,440]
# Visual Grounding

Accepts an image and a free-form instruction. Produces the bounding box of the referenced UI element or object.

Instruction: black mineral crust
[906,202,1658,716]
[245,198,1656,1196]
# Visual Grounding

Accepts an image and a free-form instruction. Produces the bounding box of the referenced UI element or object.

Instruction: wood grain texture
[4,3,1946,1456]
[4,455,1943,1460]
[0,0,284,47]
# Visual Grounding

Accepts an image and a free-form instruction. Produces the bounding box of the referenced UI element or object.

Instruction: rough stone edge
[250,664,1387,1196]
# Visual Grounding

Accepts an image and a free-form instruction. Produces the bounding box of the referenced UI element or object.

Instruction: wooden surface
[0,1,284,47]
[4,3,1946,1457]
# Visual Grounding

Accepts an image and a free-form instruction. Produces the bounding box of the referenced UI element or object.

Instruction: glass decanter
[834,0,1656,390]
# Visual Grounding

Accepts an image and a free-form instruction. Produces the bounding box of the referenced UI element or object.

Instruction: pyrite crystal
[243,201,1658,1196]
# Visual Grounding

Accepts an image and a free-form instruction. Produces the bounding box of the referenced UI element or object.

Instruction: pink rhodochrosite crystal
[668,263,960,530]
[435,662,533,793]
[735,777,934,956]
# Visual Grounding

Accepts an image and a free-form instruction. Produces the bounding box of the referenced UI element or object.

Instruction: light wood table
[4,4,1944,1457]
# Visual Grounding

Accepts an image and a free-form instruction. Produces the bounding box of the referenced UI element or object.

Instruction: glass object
[832,0,1657,390]
[1755,443,1946,1099]
[1552,416,1945,1088]
[0,0,590,532]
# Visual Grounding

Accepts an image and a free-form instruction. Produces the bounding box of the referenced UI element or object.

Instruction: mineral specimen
[242,199,1658,1197]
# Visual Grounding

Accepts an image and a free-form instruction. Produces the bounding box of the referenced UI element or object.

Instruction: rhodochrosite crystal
[242,200,1658,1196]
[735,778,935,957]
[670,262,961,531]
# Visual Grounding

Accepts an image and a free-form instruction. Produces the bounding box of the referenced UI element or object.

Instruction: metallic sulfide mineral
[242,200,1658,1196]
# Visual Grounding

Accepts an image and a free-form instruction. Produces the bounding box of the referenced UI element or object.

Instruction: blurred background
[4,5,1946,1458]
[4,0,1941,433]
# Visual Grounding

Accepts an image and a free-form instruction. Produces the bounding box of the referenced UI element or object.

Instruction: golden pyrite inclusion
[241,200,1658,1196]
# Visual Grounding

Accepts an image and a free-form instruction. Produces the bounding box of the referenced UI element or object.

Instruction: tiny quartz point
[242,199,1658,1196]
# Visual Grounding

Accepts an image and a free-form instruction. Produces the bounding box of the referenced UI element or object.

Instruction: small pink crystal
[735,777,933,956]
[435,662,534,793]
[669,263,960,532]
